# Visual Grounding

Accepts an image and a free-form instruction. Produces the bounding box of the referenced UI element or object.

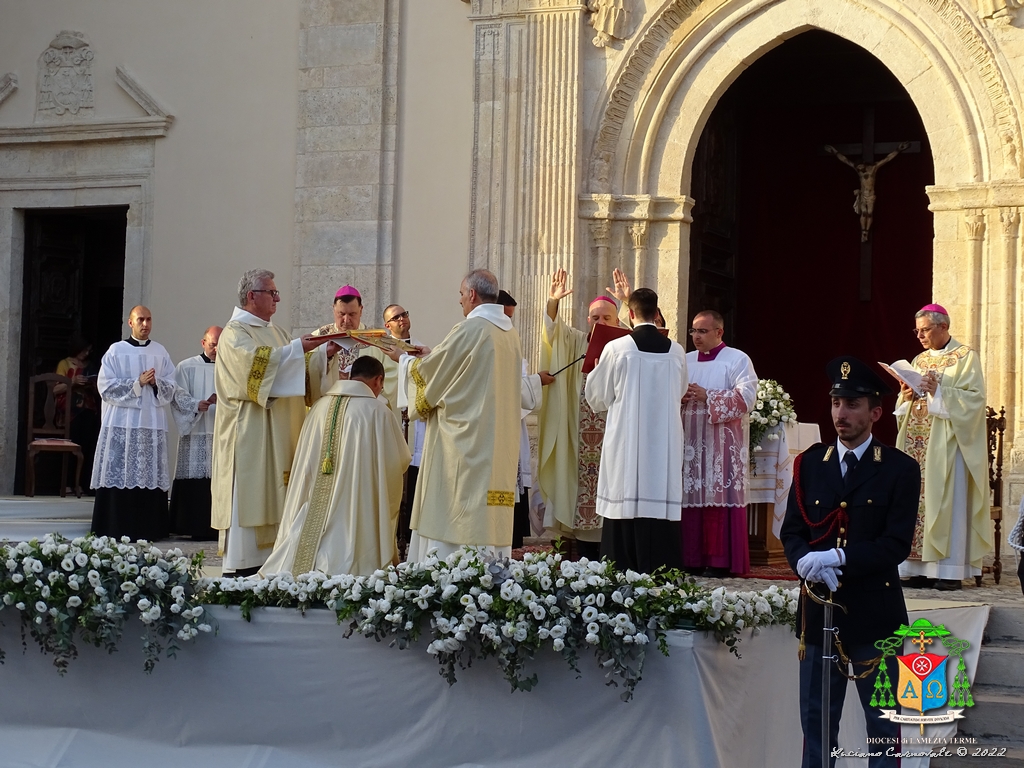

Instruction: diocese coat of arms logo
[37,30,95,119]
[871,618,974,732]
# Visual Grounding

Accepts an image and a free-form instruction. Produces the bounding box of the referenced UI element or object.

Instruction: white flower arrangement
[203,548,798,701]
[750,379,798,459]
[0,534,213,674]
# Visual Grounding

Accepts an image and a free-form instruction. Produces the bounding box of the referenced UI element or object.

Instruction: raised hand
[607,267,631,303]
[549,268,573,302]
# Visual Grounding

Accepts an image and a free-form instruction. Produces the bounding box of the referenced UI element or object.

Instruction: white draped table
[748,421,822,565]
[0,602,987,767]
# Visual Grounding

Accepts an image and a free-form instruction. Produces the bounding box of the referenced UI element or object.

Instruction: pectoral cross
[824,107,919,301]
[911,630,933,654]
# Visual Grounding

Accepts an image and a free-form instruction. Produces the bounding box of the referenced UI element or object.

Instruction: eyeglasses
[251,289,280,299]
[386,311,410,323]
[913,325,936,337]
[688,328,714,336]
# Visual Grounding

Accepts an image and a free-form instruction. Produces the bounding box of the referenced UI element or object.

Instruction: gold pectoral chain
[247,345,272,403]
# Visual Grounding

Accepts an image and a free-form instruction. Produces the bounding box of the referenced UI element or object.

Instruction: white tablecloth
[749,421,822,537]
[0,602,988,767]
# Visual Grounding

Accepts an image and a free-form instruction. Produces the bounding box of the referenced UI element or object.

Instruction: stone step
[0,496,93,520]
[955,686,1024,746]
[986,605,1024,645]
[0,518,91,542]
[974,643,1024,688]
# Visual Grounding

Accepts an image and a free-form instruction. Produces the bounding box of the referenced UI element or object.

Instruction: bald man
[169,325,223,540]
[91,305,177,541]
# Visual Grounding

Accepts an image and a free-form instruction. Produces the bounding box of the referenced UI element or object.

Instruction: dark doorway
[15,206,128,494]
[687,30,935,445]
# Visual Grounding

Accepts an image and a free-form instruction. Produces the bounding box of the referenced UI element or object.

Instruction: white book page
[879,360,924,396]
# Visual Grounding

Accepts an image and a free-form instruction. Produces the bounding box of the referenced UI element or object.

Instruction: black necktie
[843,452,858,489]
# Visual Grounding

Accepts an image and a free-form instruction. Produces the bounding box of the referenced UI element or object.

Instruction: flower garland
[0,534,212,674]
[750,379,798,460]
[1,536,798,700]
[204,548,799,701]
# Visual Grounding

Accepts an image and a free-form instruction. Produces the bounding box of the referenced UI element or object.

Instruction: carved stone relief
[36,31,94,120]
[974,0,1021,26]
[0,74,17,109]
[587,0,629,48]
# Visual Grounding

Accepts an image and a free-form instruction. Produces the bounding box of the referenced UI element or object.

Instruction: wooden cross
[825,107,919,301]
[911,630,933,654]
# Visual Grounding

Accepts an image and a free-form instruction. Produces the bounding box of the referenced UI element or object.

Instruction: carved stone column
[590,219,612,287]
[999,207,1022,453]
[963,210,986,354]
[629,221,649,288]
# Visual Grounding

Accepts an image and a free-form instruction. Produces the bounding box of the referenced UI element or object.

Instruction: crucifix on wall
[824,107,919,300]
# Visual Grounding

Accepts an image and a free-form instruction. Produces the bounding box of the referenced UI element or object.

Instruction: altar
[747,421,822,566]
[0,600,987,768]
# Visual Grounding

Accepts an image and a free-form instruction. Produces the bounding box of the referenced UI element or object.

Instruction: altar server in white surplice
[585,288,688,574]
[680,309,758,577]
[211,269,334,576]
[90,305,177,542]
[169,326,222,541]
[261,356,411,577]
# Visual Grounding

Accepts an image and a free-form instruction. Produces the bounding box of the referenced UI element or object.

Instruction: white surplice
[170,355,217,480]
[91,339,177,491]
[681,346,758,508]
[584,334,688,520]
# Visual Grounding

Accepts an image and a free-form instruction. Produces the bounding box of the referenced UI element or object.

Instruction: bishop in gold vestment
[261,358,410,577]
[211,271,332,573]
[406,271,522,562]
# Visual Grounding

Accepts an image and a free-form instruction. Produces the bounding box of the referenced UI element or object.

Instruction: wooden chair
[25,373,84,498]
[980,405,1006,586]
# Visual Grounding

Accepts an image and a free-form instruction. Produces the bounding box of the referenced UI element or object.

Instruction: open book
[315,329,419,354]
[879,360,924,396]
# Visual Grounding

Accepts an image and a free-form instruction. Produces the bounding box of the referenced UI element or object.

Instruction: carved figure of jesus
[825,141,910,242]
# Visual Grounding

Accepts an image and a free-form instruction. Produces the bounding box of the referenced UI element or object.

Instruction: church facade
[1,0,1022,523]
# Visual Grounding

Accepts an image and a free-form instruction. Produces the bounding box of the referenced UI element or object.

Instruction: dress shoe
[700,567,730,579]
[900,576,935,588]
[934,579,963,591]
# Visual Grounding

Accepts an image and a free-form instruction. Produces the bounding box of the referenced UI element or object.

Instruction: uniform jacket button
[840,501,847,508]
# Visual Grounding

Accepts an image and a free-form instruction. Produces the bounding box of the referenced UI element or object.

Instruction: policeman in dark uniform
[780,356,920,768]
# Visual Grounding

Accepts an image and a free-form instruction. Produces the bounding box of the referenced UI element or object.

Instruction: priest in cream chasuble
[406,270,523,562]
[896,305,990,585]
[537,268,624,555]
[261,357,410,577]
[211,271,332,573]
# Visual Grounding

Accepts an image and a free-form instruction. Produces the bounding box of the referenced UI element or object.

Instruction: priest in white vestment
[895,304,990,590]
[169,326,221,541]
[680,310,758,576]
[211,269,333,576]
[497,289,550,548]
[405,269,523,562]
[261,356,411,577]
[91,306,178,542]
[537,268,624,559]
[585,288,688,573]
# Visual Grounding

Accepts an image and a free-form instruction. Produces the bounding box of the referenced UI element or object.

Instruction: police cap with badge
[826,356,892,399]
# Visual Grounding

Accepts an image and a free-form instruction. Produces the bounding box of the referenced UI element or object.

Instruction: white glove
[796,549,843,579]
[819,566,841,592]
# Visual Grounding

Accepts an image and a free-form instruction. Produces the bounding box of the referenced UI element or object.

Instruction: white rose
[15,602,26,610]
[66,596,82,608]
[35,601,47,613]
[11,573,23,583]
[581,606,598,622]
[552,638,565,652]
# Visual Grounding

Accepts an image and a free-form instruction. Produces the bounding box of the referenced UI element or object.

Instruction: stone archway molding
[587,0,1022,198]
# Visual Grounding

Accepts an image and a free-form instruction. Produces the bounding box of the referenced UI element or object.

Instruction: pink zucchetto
[919,303,948,316]
[335,285,361,299]
[589,295,617,307]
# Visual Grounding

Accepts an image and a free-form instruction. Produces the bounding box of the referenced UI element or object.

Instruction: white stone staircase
[0,496,92,542]
[932,604,1024,767]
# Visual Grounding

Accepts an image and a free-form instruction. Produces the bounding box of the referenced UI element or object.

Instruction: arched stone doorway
[686,30,935,442]
[579,0,1022,460]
